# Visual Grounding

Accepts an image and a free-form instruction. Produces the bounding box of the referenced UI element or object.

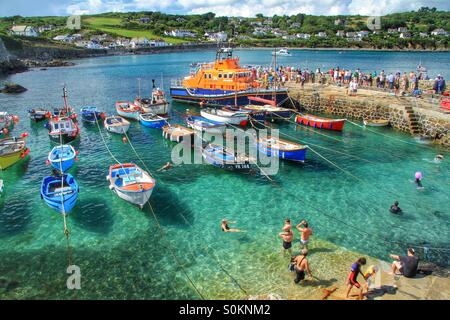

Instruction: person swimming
[390,201,402,214]
[221,219,243,233]
[157,162,173,172]
[434,154,444,163]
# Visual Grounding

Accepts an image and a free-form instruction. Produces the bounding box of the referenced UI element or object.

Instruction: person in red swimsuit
[346,257,367,300]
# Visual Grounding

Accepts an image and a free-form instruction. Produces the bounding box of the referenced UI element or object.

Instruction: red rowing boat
[295,114,346,131]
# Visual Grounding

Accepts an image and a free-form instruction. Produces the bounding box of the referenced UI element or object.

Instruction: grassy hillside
[82,17,187,44]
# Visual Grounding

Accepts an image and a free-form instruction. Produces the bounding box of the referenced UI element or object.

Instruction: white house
[296,33,311,39]
[336,30,345,37]
[10,25,39,37]
[316,32,327,38]
[282,35,297,40]
[399,32,412,38]
[431,28,448,36]
[38,25,55,33]
[357,30,369,38]
[208,31,228,42]
[397,27,408,33]
[86,42,104,50]
[165,30,196,38]
[419,32,429,37]
[130,37,150,48]
[149,40,168,47]
[387,28,398,34]
[252,29,266,36]
[53,35,69,42]
[290,23,301,29]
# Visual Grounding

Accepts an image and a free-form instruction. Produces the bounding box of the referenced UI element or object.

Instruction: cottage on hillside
[10,25,39,37]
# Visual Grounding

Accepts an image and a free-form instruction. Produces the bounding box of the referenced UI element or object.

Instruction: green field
[83,17,187,44]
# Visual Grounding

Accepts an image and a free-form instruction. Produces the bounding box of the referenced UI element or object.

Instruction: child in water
[390,201,402,214]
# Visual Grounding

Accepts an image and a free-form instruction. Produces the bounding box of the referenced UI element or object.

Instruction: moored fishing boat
[53,86,77,120]
[47,117,80,144]
[28,109,51,122]
[295,114,346,131]
[162,124,195,143]
[107,163,155,209]
[80,106,105,123]
[200,108,248,126]
[134,79,171,115]
[202,143,253,172]
[170,47,289,107]
[243,97,293,120]
[0,133,30,170]
[48,145,77,172]
[139,113,168,129]
[222,106,266,122]
[104,116,130,134]
[363,119,390,127]
[40,173,79,214]
[257,136,308,162]
[0,112,19,137]
[186,115,226,134]
[115,101,142,120]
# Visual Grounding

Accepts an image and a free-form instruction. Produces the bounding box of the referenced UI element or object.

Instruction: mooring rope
[92,113,207,299]
[122,127,249,296]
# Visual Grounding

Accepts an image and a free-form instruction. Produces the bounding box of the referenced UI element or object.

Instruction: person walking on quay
[296,220,313,249]
[292,249,313,284]
[346,257,367,300]
[433,75,446,95]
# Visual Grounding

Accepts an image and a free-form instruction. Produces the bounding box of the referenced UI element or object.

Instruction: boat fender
[122,137,128,144]
[21,132,29,138]
[46,160,50,166]
[109,185,114,190]
[75,157,79,161]
[105,175,109,181]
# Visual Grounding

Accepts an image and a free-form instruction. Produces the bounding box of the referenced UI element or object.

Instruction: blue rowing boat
[186,115,226,134]
[80,106,104,123]
[257,136,307,162]
[202,143,253,172]
[40,174,79,214]
[139,113,168,128]
[48,145,76,172]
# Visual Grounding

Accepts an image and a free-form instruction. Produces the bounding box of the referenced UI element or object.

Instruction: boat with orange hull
[295,114,346,131]
[170,47,289,107]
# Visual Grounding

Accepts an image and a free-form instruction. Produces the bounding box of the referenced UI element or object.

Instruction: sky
[0,0,449,17]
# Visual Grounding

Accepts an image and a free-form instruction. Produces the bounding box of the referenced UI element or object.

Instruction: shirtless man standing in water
[296,220,313,249]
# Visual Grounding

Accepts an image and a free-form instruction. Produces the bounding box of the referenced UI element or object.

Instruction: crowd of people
[221,216,421,300]
[251,64,446,97]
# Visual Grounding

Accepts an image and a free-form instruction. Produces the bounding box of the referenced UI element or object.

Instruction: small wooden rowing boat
[115,101,142,120]
[162,125,195,143]
[200,108,248,126]
[139,113,168,129]
[257,136,307,162]
[48,145,77,172]
[295,114,346,131]
[202,143,253,172]
[0,134,30,170]
[104,116,130,134]
[363,119,390,127]
[107,163,155,209]
[80,106,105,123]
[40,173,79,214]
[186,115,226,134]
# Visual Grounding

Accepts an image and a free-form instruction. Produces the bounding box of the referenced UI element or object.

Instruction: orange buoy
[122,137,128,144]
[21,132,29,138]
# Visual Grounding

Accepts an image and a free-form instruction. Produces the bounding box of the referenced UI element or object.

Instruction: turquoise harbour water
[0,49,449,299]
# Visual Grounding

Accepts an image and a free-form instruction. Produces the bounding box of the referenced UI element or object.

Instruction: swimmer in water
[390,201,402,214]
[415,177,423,188]
[434,154,444,162]
[221,219,243,233]
[157,162,173,172]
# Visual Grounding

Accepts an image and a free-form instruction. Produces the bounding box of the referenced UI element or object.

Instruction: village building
[10,25,40,37]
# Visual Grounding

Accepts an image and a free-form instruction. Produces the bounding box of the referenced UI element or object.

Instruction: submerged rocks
[0,82,28,94]
[22,59,75,68]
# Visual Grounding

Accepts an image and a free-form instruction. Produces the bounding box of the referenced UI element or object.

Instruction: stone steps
[403,106,422,135]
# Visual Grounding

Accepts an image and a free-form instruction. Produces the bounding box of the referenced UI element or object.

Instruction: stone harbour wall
[290,89,450,148]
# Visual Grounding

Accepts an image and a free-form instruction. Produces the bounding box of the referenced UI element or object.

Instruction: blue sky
[0,0,449,17]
